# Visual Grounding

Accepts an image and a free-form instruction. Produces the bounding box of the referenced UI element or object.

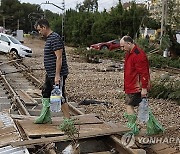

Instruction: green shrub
[135,38,156,53]
[74,48,125,61]
[149,78,180,104]
[59,118,79,143]
[160,34,172,51]
[149,54,180,68]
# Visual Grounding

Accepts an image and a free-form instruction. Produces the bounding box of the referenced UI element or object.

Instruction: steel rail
[13,62,43,87]
[0,70,30,115]
[153,66,180,75]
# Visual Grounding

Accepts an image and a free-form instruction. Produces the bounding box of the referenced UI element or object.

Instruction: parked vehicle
[0,33,32,58]
[176,31,180,44]
[90,39,120,51]
[30,31,39,36]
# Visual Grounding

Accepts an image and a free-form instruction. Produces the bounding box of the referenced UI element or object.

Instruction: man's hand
[141,88,147,98]
[55,75,60,85]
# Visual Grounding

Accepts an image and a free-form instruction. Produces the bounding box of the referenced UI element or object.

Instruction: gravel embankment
[23,38,180,151]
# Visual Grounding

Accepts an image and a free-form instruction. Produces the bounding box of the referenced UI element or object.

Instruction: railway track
[152,66,180,75]
[0,53,179,154]
[0,54,132,154]
[95,59,180,76]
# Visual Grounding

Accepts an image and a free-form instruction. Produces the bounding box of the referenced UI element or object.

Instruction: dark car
[90,39,120,51]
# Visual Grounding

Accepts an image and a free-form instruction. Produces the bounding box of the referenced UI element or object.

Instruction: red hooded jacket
[124,45,150,94]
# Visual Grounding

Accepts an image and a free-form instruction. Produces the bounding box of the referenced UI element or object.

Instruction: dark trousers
[42,74,67,103]
[125,92,142,107]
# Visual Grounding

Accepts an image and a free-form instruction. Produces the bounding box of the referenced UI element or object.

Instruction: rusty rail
[0,70,30,116]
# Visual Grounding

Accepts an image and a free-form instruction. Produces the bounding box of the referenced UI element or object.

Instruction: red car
[90,39,120,51]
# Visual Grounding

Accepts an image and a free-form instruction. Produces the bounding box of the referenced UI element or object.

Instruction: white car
[176,32,180,44]
[0,33,32,57]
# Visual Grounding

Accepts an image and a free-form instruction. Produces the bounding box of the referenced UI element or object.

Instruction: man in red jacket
[120,36,150,134]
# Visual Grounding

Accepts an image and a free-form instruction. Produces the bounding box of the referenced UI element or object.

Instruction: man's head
[120,36,135,52]
[35,19,51,37]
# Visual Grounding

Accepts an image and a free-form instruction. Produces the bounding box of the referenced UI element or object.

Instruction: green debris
[59,118,79,144]
[149,77,180,104]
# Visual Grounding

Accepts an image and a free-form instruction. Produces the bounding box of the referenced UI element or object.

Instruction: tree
[150,0,179,30]
[0,0,59,33]
[168,0,180,30]
[77,0,98,12]
[0,0,21,30]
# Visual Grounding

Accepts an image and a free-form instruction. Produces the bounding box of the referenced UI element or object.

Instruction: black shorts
[42,74,67,104]
[125,92,142,107]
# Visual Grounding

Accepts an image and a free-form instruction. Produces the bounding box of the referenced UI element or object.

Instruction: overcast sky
[19,0,141,13]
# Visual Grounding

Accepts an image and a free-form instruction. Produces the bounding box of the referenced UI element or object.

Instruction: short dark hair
[122,36,134,43]
[34,19,50,29]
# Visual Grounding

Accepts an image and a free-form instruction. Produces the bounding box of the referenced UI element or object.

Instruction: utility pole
[1,0,6,30]
[62,0,65,41]
[38,1,65,39]
[3,16,5,29]
[17,19,20,30]
[164,0,168,25]
[160,0,168,46]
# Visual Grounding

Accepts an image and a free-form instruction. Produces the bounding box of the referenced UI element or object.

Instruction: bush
[160,34,172,51]
[74,48,125,61]
[149,77,180,105]
[149,54,180,68]
[135,38,156,53]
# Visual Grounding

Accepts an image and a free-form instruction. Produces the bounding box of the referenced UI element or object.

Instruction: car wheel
[100,45,108,50]
[9,50,20,59]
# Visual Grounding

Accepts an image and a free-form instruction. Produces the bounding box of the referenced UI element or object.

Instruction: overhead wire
[45,0,148,12]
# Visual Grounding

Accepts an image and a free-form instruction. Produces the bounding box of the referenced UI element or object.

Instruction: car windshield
[108,40,119,43]
[114,40,120,43]
[8,36,21,44]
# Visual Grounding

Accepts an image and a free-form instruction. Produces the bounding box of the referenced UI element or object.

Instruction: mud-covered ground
[23,37,180,151]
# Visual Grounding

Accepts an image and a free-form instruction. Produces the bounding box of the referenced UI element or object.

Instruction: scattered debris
[79,99,111,107]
